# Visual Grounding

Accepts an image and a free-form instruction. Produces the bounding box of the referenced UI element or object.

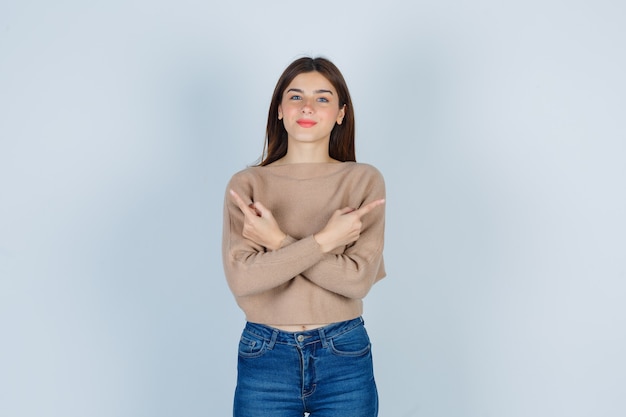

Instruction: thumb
[252,201,268,217]
[338,207,356,215]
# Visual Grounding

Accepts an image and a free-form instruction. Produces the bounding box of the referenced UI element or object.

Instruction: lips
[296,119,317,128]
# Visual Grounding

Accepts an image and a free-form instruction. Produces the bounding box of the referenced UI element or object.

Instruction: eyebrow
[286,88,334,95]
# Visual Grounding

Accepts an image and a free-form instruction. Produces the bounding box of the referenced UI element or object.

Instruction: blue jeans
[233,317,378,417]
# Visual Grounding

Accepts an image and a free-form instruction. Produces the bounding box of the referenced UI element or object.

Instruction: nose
[300,98,314,114]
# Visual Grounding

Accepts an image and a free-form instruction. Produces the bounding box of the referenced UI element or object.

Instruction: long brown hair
[259,57,356,166]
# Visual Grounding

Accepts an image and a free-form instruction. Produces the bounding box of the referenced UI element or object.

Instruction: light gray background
[1,1,624,416]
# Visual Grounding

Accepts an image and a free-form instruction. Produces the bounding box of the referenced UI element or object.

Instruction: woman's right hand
[314,199,385,253]
[230,189,287,251]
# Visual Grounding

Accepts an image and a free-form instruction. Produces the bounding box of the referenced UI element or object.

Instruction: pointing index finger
[355,198,386,217]
[230,189,251,212]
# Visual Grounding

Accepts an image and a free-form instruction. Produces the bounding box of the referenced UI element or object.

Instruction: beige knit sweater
[222,162,386,325]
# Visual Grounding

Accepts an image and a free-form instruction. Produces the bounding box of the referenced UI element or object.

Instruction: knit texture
[222,162,386,325]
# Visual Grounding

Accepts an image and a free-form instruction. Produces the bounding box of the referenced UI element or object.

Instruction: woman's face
[278,71,345,147]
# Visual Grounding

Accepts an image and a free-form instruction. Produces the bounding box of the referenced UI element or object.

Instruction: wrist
[313,232,332,253]
[270,232,287,251]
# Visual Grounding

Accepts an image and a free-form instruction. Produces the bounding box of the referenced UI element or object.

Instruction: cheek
[322,108,342,120]
[281,102,298,115]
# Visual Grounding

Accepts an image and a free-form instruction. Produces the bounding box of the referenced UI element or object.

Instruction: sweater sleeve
[300,170,387,299]
[222,177,325,297]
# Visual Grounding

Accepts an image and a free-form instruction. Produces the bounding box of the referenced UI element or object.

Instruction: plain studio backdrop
[1,1,624,416]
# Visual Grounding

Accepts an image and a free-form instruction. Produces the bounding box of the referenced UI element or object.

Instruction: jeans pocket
[238,331,267,358]
[329,325,371,357]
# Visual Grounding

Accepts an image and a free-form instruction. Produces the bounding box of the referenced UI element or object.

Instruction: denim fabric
[233,317,378,417]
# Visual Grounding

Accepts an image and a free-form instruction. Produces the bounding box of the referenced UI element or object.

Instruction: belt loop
[267,329,278,350]
[318,327,329,348]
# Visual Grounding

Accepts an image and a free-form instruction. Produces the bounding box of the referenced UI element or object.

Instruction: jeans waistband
[243,317,364,349]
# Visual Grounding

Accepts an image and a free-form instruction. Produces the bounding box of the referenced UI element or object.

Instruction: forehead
[284,71,336,93]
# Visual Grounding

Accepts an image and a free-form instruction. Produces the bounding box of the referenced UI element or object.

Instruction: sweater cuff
[280,235,324,256]
[279,235,298,248]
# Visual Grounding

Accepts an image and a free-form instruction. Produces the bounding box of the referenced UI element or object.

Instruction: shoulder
[347,162,385,184]
[351,162,384,176]
[341,163,385,200]
[227,165,266,185]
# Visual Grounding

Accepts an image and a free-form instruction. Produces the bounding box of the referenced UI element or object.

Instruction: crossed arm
[229,189,385,253]
[226,189,385,298]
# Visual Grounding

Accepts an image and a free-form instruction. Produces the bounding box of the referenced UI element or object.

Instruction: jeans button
[297,335,304,342]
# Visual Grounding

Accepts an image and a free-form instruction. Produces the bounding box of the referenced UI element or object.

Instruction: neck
[279,140,336,165]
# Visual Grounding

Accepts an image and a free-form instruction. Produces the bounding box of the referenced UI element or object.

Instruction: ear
[336,104,346,125]
[278,105,283,120]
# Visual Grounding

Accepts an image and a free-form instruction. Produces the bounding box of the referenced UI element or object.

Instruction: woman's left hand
[230,189,287,251]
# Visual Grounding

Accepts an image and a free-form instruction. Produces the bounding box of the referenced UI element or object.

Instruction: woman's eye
[317,97,329,103]
[290,95,302,100]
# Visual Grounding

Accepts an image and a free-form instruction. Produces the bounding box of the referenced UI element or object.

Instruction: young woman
[222,56,386,417]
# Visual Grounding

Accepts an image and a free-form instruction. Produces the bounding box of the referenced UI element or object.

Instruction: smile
[296,119,317,128]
